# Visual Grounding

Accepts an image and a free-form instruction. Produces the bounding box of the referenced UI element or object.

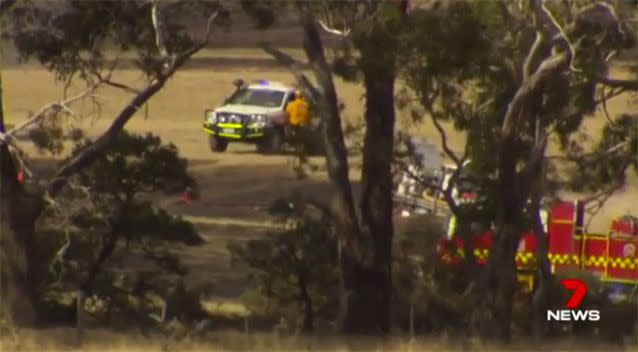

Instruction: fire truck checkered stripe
[445,249,536,263]
[548,253,578,264]
[442,249,637,269]
[548,254,637,269]
[515,252,534,263]
[473,249,489,259]
[608,257,638,269]
[583,256,606,267]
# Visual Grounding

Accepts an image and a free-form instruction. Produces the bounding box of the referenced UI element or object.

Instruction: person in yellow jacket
[286,90,310,127]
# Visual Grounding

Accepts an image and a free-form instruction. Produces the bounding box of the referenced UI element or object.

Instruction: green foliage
[72,131,196,200]
[228,197,339,332]
[37,131,203,326]
[400,0,637,228]
[27,111,67,156]
[567,114,638,193]
[3,0,225,81]
[392,215,475,333]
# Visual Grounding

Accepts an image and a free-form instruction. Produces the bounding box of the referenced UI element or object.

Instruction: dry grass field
[2,327,632,352]
[3,50,635,231]
[2,48,637,351]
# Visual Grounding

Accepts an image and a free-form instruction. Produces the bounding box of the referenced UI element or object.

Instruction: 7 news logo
[546,279,601,322]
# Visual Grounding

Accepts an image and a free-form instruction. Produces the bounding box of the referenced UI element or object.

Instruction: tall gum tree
[0,0,227,327]
[256,0,409,333]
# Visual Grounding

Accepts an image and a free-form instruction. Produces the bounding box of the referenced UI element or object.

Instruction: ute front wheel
[208,135,228,152]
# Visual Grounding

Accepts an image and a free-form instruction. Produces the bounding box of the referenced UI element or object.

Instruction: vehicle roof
[246,80,296,92]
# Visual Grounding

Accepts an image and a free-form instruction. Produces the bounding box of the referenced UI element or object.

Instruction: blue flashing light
[257,80,269,86]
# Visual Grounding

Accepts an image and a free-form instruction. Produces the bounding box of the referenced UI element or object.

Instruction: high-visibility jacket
[286,97,310,126]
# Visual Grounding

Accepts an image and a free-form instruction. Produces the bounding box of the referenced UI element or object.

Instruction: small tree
[228,197,339,333]
[40,131,204,328]
[0,0,227,326]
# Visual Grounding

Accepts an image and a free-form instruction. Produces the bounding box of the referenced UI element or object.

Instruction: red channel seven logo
[546,279,600,322]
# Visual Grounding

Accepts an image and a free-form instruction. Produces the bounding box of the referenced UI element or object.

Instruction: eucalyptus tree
[1,0,227,326]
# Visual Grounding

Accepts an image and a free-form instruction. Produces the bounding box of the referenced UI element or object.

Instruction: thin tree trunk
[530,160,551,340]
[295,5,363,333]
[81,234,118,295]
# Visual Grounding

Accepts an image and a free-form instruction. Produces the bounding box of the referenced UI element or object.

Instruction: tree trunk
[530,162,552,340]
[295,6,364,333]
[342,67,396,334]
[295,1,405,334]
[480,137,527,342]
[81,234,118,295]
[491,224,520,341]
[0,74,43,327]
[297,271,314,333]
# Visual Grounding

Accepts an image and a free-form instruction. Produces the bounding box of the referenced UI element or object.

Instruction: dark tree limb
[95,74,142,95]
[502,0,575,137]
[595,75,638,91]
[296,1,360,249]
[0,87,95,146]
[429,113,462,166]
[47,12,218,198]
[260,44,322,102]
[47,79,165,197]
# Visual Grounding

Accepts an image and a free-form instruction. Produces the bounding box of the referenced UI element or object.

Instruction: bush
[228,197,339,333]
[35,131,204,328]
[392,214,470,334]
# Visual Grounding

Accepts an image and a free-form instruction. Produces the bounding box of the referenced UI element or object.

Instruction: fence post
[409,301,415,339]
[76,290,85,347]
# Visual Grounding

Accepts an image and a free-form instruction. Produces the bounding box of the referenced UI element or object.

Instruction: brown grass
[3,51,635,233]
[2,327,632,352]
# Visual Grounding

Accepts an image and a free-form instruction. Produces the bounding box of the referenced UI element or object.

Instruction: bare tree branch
[164,11,219,77]
[295,1,360,249]
[600,86,617,128]
[583,180,625,231]
[523,31,545,82]
[95,72,142,95]
[317,19,351,37]
[595,74,638,91]
[47,79,164,198]
[546,140,629,164]
[151,0,168,60]
[429,113,460,165]
[0,87,96,144]
[260,43,322,101]
[502,0,574,137]
[47,11,219,198]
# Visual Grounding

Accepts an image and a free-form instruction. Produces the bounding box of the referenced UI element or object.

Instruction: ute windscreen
[227,89,285,107]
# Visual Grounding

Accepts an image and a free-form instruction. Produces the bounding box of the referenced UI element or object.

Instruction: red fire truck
[438,200,638,294]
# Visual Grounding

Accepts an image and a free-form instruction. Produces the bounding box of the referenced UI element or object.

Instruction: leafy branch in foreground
[40,131,204,329]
